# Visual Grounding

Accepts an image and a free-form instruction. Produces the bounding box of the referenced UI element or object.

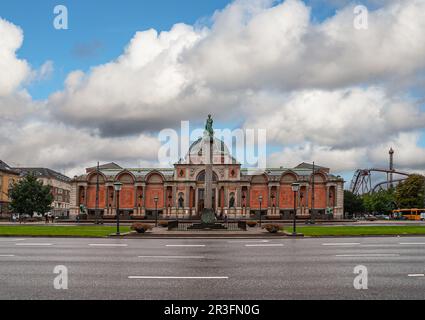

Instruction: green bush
[263,224,282,234]
[158,220,169,228]
[246,221,258,228]
[131,223,153,234]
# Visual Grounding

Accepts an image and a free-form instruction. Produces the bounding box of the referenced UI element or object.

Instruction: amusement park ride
[349,148,411,195]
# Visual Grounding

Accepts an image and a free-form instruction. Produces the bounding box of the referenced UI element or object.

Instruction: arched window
[196,171,218,182]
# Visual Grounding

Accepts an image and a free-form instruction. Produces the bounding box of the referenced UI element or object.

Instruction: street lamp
[291,183,300,235]
[259,195,263,227]
[154,196,159,227]
[113,182,123,235]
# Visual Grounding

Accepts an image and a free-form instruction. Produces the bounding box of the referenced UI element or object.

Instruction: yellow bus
[392,209,425,221]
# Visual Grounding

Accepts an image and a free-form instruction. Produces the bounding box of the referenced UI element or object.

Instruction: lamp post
[113,182,123,235]
[291,183,300,235]
[259,195,263,227]
[154,196,159,227]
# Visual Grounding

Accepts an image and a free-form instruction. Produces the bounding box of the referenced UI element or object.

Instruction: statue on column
[205,114,214,138]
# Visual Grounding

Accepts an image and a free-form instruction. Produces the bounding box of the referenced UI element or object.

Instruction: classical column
[195,187,198,215]
[268,186,272,215]
[326,186,330,208]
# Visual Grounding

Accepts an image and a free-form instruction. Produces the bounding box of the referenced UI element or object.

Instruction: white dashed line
[245,244,284,247]
[335,254,400,257]
[166,245,206,247]
[228,240,270,243]
[408,274,425,277]
[89,244,128,247]
[138,256,204,259]
[128,276,228,279]
[400,243,425,246]
[322,243,360,246]
[0,255,15,257]
[15,243,53,246]
[0,239,26,242]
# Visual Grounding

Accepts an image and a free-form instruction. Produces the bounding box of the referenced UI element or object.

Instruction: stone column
[204,133,213,210]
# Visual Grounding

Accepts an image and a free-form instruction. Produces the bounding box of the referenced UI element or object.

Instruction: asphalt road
[1,236,425,300]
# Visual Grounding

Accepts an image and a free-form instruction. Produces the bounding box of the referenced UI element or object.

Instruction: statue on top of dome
[205,114,214,138]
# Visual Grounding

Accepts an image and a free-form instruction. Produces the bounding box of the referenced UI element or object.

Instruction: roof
[86,162,122,173]
[295,162,330,173]
[14,168,71,183]
[0,160,19,175]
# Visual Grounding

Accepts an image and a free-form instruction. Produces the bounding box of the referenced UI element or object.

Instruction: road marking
[128,276,228,280]
[138,256,205,259]
[15,243,53,246]
[228,240,270,243]
[0,255,15,257]
[0,239,26,242]
[166,245,206,247]
[89,244,128,247]
[360,244,399,247]
[408,274,425,277]
[322,243,360,246]
[335,254,400,257]
[245,244,284,247]
[399,243,425,246]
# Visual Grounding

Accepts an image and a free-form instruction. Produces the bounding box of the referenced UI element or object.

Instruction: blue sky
[1,0,424,184]
[0,0,233,99]
[0,0,359,100]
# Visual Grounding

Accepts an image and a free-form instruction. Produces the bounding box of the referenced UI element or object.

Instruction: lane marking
[228,240,270,243]
[15,243,53,246]
[166,245,206,247]
[399,243,425,246]
[128,276,228,279]
[360,244,399,247]
[138,256,204,259]
[245,244,284,247]
[408,274,425,277]
[322,243,360,246]
[0,255,15,257]
[89,244,128,247]
[335,254,400,257]
[0,239,26,242]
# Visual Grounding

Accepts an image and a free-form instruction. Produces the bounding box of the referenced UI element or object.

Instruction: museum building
[70,137,344,220]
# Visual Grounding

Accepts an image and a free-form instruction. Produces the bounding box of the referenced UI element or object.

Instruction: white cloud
[1,0,425,177]
[0,18,31,96]
[243,87,425,149]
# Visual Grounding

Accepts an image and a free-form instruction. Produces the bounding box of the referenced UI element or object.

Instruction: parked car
[364,214,378,221]
[375,214,390,220]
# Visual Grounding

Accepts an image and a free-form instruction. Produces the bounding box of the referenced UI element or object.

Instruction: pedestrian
[12,214,16,224]
[45,213,49,224]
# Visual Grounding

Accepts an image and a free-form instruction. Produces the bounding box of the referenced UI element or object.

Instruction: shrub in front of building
[131,223,153,234]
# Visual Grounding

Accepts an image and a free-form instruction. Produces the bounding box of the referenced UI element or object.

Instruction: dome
[183,136,238,164]
[188,137,231,156]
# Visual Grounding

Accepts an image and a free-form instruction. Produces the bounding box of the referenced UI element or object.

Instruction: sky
[0,0,425,186]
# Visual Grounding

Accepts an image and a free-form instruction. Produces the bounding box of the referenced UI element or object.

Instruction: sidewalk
[117,227,285,239]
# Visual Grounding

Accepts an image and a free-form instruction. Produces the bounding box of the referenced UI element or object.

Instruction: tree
[9,174,53,216]
[362,189,395,215]
[344,190,364,216]
[395,174,425,209]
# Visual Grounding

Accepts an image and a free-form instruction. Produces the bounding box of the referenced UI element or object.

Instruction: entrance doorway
[197,188,216,215]
[198,189,205,214]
